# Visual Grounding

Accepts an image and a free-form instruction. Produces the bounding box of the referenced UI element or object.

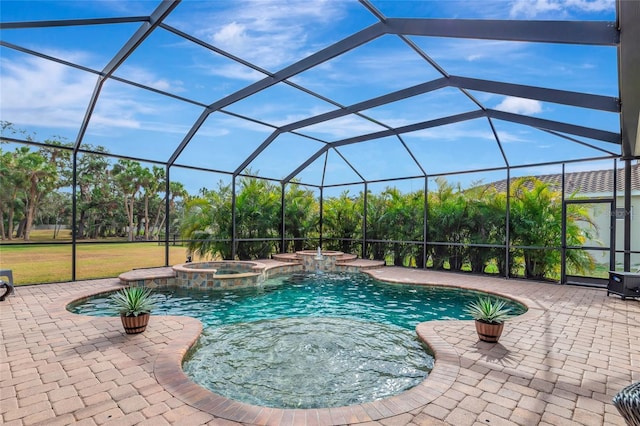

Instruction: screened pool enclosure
[1,0,639,285]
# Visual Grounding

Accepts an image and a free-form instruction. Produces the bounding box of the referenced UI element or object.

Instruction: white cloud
[88,0,154,16]
[495,97,543,115]
[565,0,613,12]
[196,0,347,71]
[298,115,385,140]
[116,65,184,93]
[509,0,614,18]
[206,63,266,82]
[510,0,562,18]
[213,22,249,49]
[466,54,484,62]
[410,126,496,142]
[495,129,531,143]
[425,39,530,73]
[0,56,95,129]
[0,54,194,137]
[210,113,274,135]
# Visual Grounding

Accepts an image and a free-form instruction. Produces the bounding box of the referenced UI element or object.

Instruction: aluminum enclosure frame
[1,0,638,279]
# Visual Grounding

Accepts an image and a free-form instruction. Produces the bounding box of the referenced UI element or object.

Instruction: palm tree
[509,177,596,280]
[323,191,362,253]
[139,166,166,240]
[235,176,280,259]
[112,159,144,241]
[155,180,187,241]
[364,191,388,260]
[18,149,59,240]
[464,184,506,274]
[428,178,468,270]
[180,182,233,260]
[284,182,318,252]
[75,148,116,239]
[385,188,424,266]
[0,149,24,240]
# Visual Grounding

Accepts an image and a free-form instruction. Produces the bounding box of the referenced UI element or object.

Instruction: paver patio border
[1,268,638,425]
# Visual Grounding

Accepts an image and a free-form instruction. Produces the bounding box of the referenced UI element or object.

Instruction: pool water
[70,272,526,408]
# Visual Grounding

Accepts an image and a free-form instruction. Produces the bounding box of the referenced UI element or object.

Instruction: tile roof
[488,162,639,194]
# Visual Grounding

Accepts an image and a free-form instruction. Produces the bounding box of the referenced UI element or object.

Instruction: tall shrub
[322,191,362,253]
[428,178,468,270]
[464,185,506,274]
[284,183,318,252]
[509,177,596,279]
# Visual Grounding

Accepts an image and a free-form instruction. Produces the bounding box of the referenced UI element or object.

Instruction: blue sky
[0,0,620,193]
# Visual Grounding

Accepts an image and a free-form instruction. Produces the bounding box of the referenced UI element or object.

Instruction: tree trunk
[23,177,41,241]
[136,213,144,239]
[124,196,134,241]
[0,210,5,240]
[144,195,150,239]
[152,198,165,239]
[24,185,37,241]
[6,208,14,240]
[23,198,36,241]
[77,210,86,239]
[156,216,166,241]
[16,218,26,239]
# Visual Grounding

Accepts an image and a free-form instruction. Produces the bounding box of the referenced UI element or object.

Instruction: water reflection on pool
[69,272,526,408]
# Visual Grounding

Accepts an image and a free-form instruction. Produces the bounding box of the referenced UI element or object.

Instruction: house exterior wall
[579,192,640,271]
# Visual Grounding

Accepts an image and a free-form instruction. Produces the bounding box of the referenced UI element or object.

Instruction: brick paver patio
[1,268,638,425]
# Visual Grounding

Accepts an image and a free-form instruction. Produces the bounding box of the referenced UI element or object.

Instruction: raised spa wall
[120,250,383,290]
[172,261,267,290]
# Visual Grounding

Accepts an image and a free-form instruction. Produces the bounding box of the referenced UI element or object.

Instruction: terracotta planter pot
[120,313,150,334]
[474,320,504,343]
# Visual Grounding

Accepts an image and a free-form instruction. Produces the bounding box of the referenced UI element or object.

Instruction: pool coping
[60,269,542,425]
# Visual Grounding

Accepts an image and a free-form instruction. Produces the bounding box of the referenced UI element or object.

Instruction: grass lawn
[1,231,193,285]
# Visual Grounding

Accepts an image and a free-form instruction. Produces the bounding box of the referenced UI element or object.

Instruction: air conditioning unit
[608,271,640,300]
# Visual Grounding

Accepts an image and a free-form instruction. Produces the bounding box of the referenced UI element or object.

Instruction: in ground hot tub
[172,261,265,290]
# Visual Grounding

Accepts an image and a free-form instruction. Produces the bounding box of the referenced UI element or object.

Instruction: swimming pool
[69,272,526,408]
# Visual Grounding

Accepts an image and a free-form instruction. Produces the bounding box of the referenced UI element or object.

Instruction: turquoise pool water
[69,272,526,408]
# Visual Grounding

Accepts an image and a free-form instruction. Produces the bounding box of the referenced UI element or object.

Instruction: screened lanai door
[563,199,615,287]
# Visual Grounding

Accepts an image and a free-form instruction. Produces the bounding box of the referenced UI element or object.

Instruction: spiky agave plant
[465,296,513,324]
[110,287,156,317]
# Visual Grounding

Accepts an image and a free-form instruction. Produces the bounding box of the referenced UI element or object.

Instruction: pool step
[271,253,301,263]
[118,256,385,288]
[272,252,360,262]
[119,267,175,287]
[336,259,386,270]
[336,253,358,262]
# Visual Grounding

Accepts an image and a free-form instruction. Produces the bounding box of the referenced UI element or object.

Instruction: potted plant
[110,286,156,334]
[465,296,512,343]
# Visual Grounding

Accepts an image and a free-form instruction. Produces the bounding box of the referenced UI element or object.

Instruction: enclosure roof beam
[0,16,148,29]
[73,0,180,153]
[384,18,619,46]
[101,1,179,85]
[233,130,282,177]
[1,41,102,76]
[285,110,484,182]
[487,109,621,144]
[278,74,618,140]
[618,0,640,157]
[205,23,385,112]
[280,77,449,133]
[449,76,620,112]
[238,77,449,179]
[167,22,385,166]
[283,146,331,183]
[331,110,486,148]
